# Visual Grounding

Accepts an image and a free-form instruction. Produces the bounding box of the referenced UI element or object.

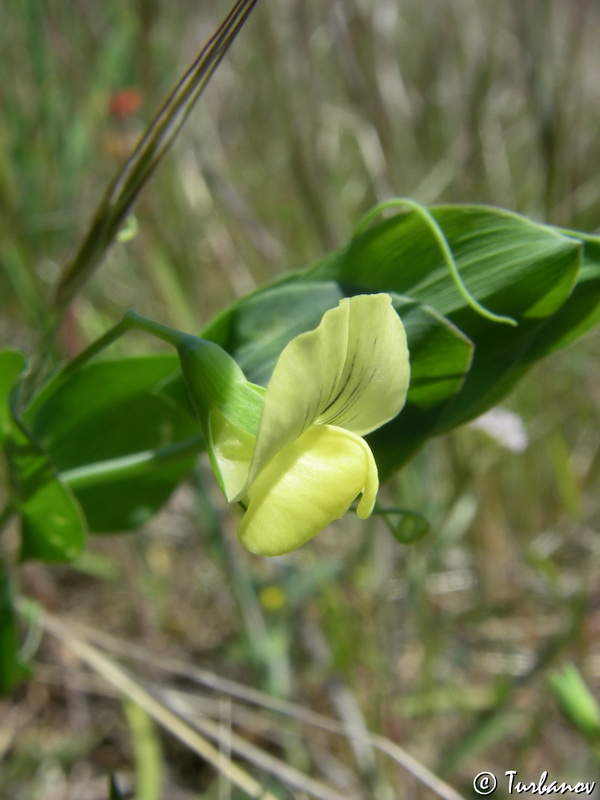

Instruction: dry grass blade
[40,610,278,800]
[45,615,466,800]
[165,692,359,800]
[40,609,358,800]
[51,0,259,323]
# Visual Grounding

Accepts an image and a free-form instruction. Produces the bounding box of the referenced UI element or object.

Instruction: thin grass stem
[52,0,259,321]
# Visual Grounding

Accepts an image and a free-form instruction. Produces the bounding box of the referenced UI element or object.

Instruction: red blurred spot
[108,87,143,119]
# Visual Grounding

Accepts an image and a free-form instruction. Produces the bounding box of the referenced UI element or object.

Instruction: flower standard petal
[247,293,409,488]
[238,424,378,556]
[316,293,410,435]
[245,298,351,486]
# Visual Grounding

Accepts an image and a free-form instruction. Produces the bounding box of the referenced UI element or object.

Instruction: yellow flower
[210,293,410,556]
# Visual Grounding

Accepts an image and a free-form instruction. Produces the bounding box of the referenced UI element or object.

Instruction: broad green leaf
[0,349,26,446]
[305,205,582,429]
[203,281,347,385]
[368,295,472,478]
[24,355,202,532]
[523,231,600,362]
[6,416,87,562]
[0,561,29,693]
[310,205,580,321]
[432,230,599,431]
[434,315,547,431]
[1,349,84,562]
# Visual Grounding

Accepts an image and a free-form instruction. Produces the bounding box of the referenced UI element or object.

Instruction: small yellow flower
[209,294,410,556]
[259,584,286,611]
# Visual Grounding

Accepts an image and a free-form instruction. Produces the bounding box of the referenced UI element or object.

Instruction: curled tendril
[354,198,518,327]
[372,504,431,544]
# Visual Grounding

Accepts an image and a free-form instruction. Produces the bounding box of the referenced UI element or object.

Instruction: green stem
[355,198,518,327]
[57,316,132,381]
[26,310,196,412]
[60,436,203,491]
[20,315,133,410]
[124,309,196,350]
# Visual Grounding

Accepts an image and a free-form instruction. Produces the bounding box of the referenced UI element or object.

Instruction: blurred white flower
[469,407,529,452]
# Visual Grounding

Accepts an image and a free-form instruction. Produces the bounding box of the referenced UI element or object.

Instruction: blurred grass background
[1,0,600,798]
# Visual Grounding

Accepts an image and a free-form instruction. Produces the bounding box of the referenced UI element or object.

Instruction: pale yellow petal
[209,409,255,502]
[238,424,378,557]
[246,298,350,485]
[317,293,410,435]
[247,294,409,491]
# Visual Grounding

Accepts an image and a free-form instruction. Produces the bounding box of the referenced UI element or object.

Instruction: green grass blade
[123,700,163,800]
[51,0,259,323]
